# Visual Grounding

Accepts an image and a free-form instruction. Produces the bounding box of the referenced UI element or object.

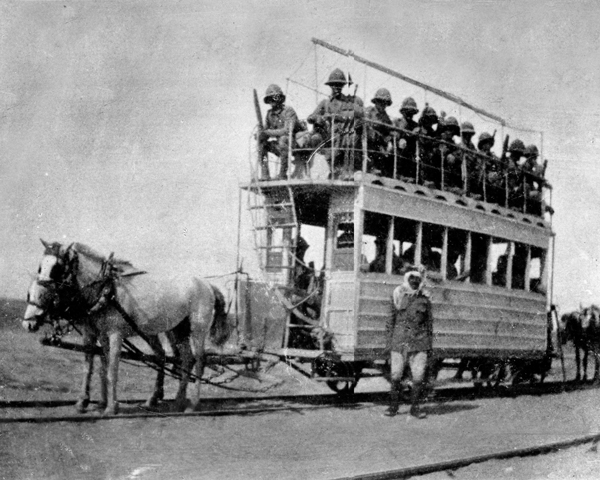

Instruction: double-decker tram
[238,39,555,393]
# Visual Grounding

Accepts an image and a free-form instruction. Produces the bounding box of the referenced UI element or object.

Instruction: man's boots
[409,382,427,419]
[385,390,400,417]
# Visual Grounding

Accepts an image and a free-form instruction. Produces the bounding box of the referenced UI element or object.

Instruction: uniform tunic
[263,105,305,160]
[392,116,419,180]
[387,290,433,353]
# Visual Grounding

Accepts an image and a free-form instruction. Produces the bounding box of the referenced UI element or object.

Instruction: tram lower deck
[241,173,553,367]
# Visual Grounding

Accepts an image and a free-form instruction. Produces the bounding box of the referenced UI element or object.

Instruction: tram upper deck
[242,81,554,363]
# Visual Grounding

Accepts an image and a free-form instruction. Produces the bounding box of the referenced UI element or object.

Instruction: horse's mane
[71,242,134,270]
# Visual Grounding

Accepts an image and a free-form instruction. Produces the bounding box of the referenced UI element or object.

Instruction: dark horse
[24,240,231,414]
[560,306,600,383]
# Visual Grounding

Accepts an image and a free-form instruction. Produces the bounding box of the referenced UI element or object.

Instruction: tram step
[249,202,294,209]
[313,376,357,383]
[254,223,297,230]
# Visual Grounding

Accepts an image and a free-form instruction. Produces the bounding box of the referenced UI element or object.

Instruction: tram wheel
[312,352,359,395]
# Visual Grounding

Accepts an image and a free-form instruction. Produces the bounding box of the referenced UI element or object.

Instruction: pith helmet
[371,88,392,106]
[263,84,285,104]
[524,144,539,157]
[461,121,475,134]
[325,68,348,86]
[440,116,459,136]
[478,132,495,148]
[400,96,419,114]
[509,139,526,154]
[421,104,438,123]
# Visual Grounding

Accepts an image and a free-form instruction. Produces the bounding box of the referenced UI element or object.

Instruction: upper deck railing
[254,116,551,218]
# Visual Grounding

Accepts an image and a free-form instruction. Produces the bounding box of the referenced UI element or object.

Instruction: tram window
[363,211,390,273]
[511,243,528,290]
[529,247,546,293]
[394,217,418,269]
[422,223,443,273]
[470,233,489,284]
[332,213,354,271]
[448,228,468,280]
[491,239,510,287]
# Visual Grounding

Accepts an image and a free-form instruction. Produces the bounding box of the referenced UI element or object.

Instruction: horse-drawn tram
[239,38,556,393]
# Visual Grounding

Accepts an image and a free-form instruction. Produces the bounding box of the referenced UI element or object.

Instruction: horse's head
[23,239,77,332]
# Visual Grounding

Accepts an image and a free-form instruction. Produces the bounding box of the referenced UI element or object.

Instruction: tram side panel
[352,276,548,362]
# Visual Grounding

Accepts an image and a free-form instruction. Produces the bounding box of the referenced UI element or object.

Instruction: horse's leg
[98,336,109,411]
[583,346,589,382]
[575,344,581,382]
[169,321,194,412]
[75,327,97,413]
[144,335,166,408]
[104,330,123,416]
[188,329,206,413]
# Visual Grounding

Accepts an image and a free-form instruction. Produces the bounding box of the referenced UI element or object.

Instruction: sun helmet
[371,88,392,106]
[263,84,285,104]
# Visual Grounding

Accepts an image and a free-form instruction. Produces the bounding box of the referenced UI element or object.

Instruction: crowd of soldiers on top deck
[257,68,549,217]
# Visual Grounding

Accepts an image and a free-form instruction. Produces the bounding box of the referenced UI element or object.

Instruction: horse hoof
[144,397,159,409]
[102,403,119,416]
[75,400,88,414]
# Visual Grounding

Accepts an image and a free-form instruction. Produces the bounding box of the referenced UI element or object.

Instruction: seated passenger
[307,69,364,179]
[522,144,545,216]
[336,224,354,249]
[259,84,306,180]
[438,116,462,193]
[492,254,508,286]
[369,237,405,274]
[418,105,440,188]
[365,88,394,177]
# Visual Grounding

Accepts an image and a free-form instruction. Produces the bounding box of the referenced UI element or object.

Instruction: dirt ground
[3,297,600,480]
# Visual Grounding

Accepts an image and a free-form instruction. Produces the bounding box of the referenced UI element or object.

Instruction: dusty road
[2,384,600,480]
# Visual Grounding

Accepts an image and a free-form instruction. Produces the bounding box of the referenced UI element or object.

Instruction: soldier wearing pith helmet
[307,68,364,178]
[365,88,394,177]
[259,84,306,180]
[393,97,420,182]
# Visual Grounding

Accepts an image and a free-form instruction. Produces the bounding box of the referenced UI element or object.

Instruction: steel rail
[331,434,600,480]
[0,380,594,425]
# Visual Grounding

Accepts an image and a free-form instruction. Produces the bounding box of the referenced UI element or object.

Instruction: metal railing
[256,118,550,217]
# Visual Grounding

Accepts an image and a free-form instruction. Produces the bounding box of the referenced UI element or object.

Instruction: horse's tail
[209,284,230,346]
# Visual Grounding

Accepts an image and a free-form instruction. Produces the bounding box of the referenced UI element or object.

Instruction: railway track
[0,379,595,424]
[332,434,600,480]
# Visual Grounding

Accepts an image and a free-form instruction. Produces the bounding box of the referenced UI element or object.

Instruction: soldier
[393,97,420,182]
[417,104,440,188]
[259,84,306,180]
[506,139,526,210]
[307,69,364,179]
[386,270,433,419]
[522,144,544,215]
[476,132,499,203]
[369,236,406,274]
[364,88,394,177]
[460,122,479,198]
[438,116,461,193]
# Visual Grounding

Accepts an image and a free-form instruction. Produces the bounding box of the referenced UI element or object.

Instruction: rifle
[253,88,264,130]
[253,89,268,179]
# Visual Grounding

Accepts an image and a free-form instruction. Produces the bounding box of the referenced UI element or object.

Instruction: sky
[1,0,599,312]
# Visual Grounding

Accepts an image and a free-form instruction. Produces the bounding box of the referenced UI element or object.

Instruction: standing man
[259,84,306,180]
[364,88,394,177]
[393,97,420,182]
[385,270,434,419]
[307,68,364,179]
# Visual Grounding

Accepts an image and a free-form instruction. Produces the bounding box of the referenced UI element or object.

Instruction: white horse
[24,240,230,415]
